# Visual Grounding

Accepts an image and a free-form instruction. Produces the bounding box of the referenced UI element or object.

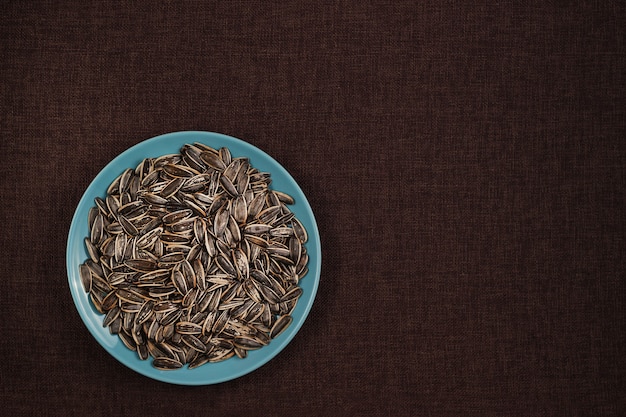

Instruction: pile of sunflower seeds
[78,143,309,370]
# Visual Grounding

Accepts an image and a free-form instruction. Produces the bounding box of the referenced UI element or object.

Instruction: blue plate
[66,131,321,385]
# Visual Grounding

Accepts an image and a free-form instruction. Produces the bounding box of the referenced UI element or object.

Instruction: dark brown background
[1,1,624,416]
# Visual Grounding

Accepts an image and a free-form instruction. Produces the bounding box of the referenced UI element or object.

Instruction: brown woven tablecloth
[2,1,624,416]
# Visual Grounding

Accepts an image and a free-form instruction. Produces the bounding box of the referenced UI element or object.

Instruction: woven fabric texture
[1,1,624,416]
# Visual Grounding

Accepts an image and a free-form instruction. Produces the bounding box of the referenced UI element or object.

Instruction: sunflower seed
[257,206,282,224]
[247,192,266,219]
[160,178,185,198]
[118,330,137,351]
[152,357,183,370]
[103,306,121,327]
[137,343,150,360]
[244,223,272,235]
[163,163,196,178]
[118,215,138,236]
[280,286,303,303]
[175,321,202,335]
[160,309,182,326]
[232,195,247,224]
[79,264,92,293]
[118,168,134,193]
[182,334,207,353]
[219,147,232,166]
[219,175,238,198]
[273,190,295,205]
[207,347,235,362]
[158,251,185,266]
[270,315,293,339]
[116,288,146,304]
[124,259,157,272]
[135,300,155,324]
[270,227,294,238]
[216,254,236,276]
[188,354,211,369]
[233,336,264,350]
[200,151,226,171]
[292,217,308,243]
[84,238,100,263]
[182,288,198,308]
[213,206,229,236]
[162,209,193,225]
[211,310,230,334]
[171,270,188,295]
[117,200,144,217]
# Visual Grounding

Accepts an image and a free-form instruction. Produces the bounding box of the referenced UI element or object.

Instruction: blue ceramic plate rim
[66,131,321,385]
